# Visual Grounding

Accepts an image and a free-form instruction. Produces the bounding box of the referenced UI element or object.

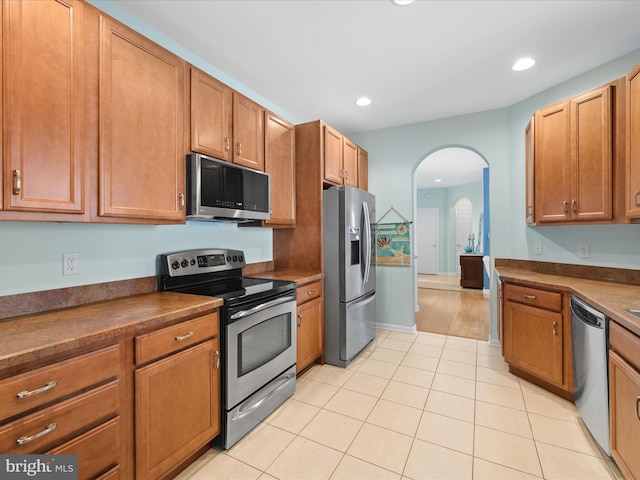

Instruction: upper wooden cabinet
[264,111,295,227]
[2,0,86,217]
[190,68,233,162]
[358,147,369,191]
[626,62,640,220]
[525,117,535,225]
[533,84,613,224]
[322,123,360,187]
[189,68,265,171]
[97,15,187,222]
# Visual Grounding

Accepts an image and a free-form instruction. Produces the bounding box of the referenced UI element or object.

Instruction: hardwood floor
[416,274,489,341]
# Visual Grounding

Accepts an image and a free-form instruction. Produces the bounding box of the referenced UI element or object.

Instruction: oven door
[225,295,296,409]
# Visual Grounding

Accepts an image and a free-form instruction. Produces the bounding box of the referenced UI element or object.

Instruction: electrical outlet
[534,242,543,255]
[579,244,590,258]
[63,253,80,275]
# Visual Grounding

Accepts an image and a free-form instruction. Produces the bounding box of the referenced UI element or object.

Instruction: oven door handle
[231,371,296,421]
[230,295,296,320]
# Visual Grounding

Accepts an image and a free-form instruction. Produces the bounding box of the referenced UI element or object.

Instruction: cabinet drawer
[48,417,120,480]
[504,283,562,311]
[0,345,120,420]
[135,312,219,365]
[610,321,640,370]
[297,281,323,305]
[0,380,119,454]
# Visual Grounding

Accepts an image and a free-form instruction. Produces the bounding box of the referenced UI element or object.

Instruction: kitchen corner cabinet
[609,321,640,480]
[502,282,572,397]
[626,62,640,220]
[1,0,87,218]
[263,111,296,226]
[296,280,324,373]
[358,147,369,191]
[97,15,186,223]
[0,344,124,479]
[532,83,614,224]
[135,313,221,480]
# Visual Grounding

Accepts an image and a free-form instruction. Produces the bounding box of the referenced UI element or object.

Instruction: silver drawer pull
[635,191,640,208]
[16,423,57,445]
[523,294,537,300]
[17,381,57,399]
[214,350,220,369]
[175,331,194,341]
[552,321,558,336]
[307,289,317,296]
[636,396,640,421]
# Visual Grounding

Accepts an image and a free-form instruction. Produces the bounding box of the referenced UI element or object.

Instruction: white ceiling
[111,0,640,186]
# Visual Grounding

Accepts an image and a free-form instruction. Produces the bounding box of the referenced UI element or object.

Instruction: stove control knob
[181,259,189,268]
[190,258,196,265]
[226,255,231,262]
[239,255,244,262]
[233,255,238,262]
[171,261,180,270]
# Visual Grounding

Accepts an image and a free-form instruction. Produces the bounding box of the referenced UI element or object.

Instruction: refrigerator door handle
[362,201,372,284]
[346,290,376,310]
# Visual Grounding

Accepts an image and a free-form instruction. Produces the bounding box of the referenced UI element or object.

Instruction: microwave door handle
[229,295,296,320]
[362,201,371,284]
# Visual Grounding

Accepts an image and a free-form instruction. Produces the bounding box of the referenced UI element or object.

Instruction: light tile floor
[175,330,624,480]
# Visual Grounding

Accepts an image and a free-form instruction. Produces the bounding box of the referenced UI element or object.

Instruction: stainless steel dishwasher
[570,295,610,455]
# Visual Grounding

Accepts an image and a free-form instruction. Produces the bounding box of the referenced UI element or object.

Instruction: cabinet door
[571,85,613,221]
[98,16,186,222]
[296,297,323,373]
[135,339,220,480]
[264,111,295,226]
[525,117,535,224]
[323,125,343,185]
[534,101,571,223]
[233,93,264,170]
[342,138,358,187]
[3,0,84,213]
[609,350,640,480]
[358,147,368,191]
[503,301,563,386]
[190,68,232,161]
[627,63,640,218]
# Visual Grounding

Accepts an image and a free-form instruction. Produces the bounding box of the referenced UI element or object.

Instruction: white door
[455,205,473,274]
[417,208,438,274]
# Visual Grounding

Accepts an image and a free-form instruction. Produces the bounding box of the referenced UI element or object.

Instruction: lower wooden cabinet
[460,254,484,289]
[296,280,324,373]
[135,320,220,480]
[502,282,572,397]
[609,321,640,480]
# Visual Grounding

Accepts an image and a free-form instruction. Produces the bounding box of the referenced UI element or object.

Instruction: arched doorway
[413,146,490,340]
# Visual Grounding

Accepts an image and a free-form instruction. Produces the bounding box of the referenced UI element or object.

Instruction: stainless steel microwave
[186,153,270,222]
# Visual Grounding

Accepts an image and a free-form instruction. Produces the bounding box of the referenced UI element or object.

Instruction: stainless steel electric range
[158,248,297,449]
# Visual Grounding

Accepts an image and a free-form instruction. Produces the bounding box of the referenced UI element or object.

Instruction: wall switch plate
[579,244,590,258]
[63,253,80,275]
[534,242,543,255]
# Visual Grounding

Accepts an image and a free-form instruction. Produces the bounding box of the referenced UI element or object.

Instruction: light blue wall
[417,180,483,273]
[351,49,640,340]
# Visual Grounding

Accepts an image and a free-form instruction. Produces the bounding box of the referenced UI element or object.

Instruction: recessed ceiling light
[434,178,442,183]
[391,0,415,5]
[512,57,535,71]
[355,97,372,107]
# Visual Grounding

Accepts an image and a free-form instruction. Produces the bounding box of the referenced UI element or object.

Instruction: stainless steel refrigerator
[323,186,376,367]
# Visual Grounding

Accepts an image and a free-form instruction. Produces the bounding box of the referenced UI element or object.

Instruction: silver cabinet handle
[236,142,242,155]
[297,314,302,327]
[214,350,220,369]
[307,289,317,296]
[17,423,57,445]
[175,331,194,341]
[635,396,640,421]
[571,199,577,213]
[563,201,569,213]
[552,321,558,336]
[178,193,185,209]
[224,137,230,152]
[523,294,537,300]
[17,381,57,399]
[12,170,21,195]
